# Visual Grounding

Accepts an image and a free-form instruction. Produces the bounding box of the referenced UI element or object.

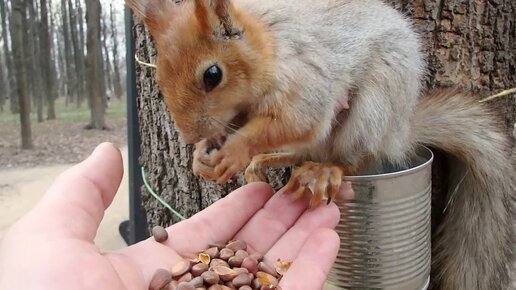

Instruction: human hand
[0,143,350,290]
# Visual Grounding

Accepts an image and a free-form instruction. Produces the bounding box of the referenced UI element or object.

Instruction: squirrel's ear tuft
[194,0,243,39]
[125,0,176,19]
[125,0,149,18]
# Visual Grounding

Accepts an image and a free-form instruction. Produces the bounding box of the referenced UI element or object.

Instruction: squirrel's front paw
[283,162,345,208]
[193,138,251,184]
[193,139,219,181]
[211,143,251,185]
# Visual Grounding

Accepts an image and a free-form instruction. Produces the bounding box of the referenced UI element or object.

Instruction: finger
[279,228,340,290]
[19,143,124,241]
[163,182,274,254]
[233,187,313,255]
[112,239,183,287]
[264,202,340,264]
[335,181,355,201]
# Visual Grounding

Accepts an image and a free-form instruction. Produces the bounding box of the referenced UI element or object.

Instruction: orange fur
[139,1,284,148]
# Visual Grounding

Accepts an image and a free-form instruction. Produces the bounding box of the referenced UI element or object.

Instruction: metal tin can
[325,146,433,290]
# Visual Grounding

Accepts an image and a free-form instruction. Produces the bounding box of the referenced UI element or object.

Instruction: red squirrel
[125,0,515,289]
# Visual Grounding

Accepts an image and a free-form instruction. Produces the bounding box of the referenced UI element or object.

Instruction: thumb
[18,142,124,242]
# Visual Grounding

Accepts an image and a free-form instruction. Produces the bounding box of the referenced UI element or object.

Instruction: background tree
[1,0,18,114]
[10,0,33,149]
[0,0,126,148]
[85,0,106,130]
[101,14,113,101]
[40,0,57,120]
[110,3,123,99]
[70,0,87,107]
[130,0,516,245]
[0,42,6,112]
[25,0,39,121]
[60,0,74,104]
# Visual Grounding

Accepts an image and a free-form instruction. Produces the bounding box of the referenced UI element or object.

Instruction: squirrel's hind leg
[244,152,302,183]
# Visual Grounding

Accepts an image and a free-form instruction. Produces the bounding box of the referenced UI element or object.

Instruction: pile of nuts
[149,226,291,290]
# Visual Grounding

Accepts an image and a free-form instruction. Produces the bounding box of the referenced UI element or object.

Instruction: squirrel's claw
[244,162,268,183]
[193,139,218,181]
[284,162,344,208]
[193,138,250,184]
[244,153,301,184]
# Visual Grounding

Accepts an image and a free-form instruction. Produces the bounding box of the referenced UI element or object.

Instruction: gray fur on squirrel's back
[236,0,424,165]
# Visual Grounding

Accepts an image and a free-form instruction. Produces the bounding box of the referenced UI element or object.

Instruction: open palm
[0,143,346,290]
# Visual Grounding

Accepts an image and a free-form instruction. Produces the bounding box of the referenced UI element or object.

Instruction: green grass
[0,97,127,123]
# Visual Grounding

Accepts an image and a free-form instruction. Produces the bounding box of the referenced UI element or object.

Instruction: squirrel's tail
[412,89,515,290]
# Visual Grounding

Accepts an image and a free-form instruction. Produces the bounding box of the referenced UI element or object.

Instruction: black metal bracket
[125,6,149,245]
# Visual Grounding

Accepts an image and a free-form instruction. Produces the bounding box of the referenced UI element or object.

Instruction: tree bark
[85,0,106,130]
[0,0,18,114]
[110,3,123,99]
[0,47,6,112]
[22,0,41,116]
[70,0,87,108]
[101,14,113,101]
[40,0,57,120]
[11,0,33,149]
[61,0,77,105]
[76,0,86,106]
[0,1,8,111]
[385,0,515,129]
[28,0,44,122]
[54,7,67,102]
[131,7,515,288]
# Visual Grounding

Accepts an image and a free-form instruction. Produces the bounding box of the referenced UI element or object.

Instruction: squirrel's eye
[203,65,223,92]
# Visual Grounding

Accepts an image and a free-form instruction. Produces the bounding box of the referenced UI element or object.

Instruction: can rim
[343,146,434,181]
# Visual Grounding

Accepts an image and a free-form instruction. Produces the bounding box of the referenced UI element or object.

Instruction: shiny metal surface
[326,147,433,290]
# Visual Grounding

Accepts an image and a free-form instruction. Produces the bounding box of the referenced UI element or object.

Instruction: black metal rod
[125,6,149,245]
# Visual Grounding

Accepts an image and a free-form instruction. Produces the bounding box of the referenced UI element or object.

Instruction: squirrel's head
[126,0,275,144]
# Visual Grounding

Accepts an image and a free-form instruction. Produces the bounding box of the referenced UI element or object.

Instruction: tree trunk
[0,1,8,112]
[85,0,105,130]
[0,48,6,112]
[70,0,87,108]
[11,0,33,149]
[61,0,77,105]
[101,14,113,103]
[54,8,67,102]
[110,3,123,100]
[386,0,515,128]
[33,5,47,123]
[76,0,86,106]
[0,0,18,114]
[40,0,57,120]
[22,0,37,113]
[30,0,44,123]
[131,2,515,287]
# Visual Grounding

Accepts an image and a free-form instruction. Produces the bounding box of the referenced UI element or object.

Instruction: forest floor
[0,98,129,251]
[0,99,127,168]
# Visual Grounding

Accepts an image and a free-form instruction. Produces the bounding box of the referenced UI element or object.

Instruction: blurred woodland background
[0,0,128,168]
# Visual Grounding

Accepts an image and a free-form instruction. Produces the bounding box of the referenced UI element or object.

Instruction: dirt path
[0,147,129,252]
